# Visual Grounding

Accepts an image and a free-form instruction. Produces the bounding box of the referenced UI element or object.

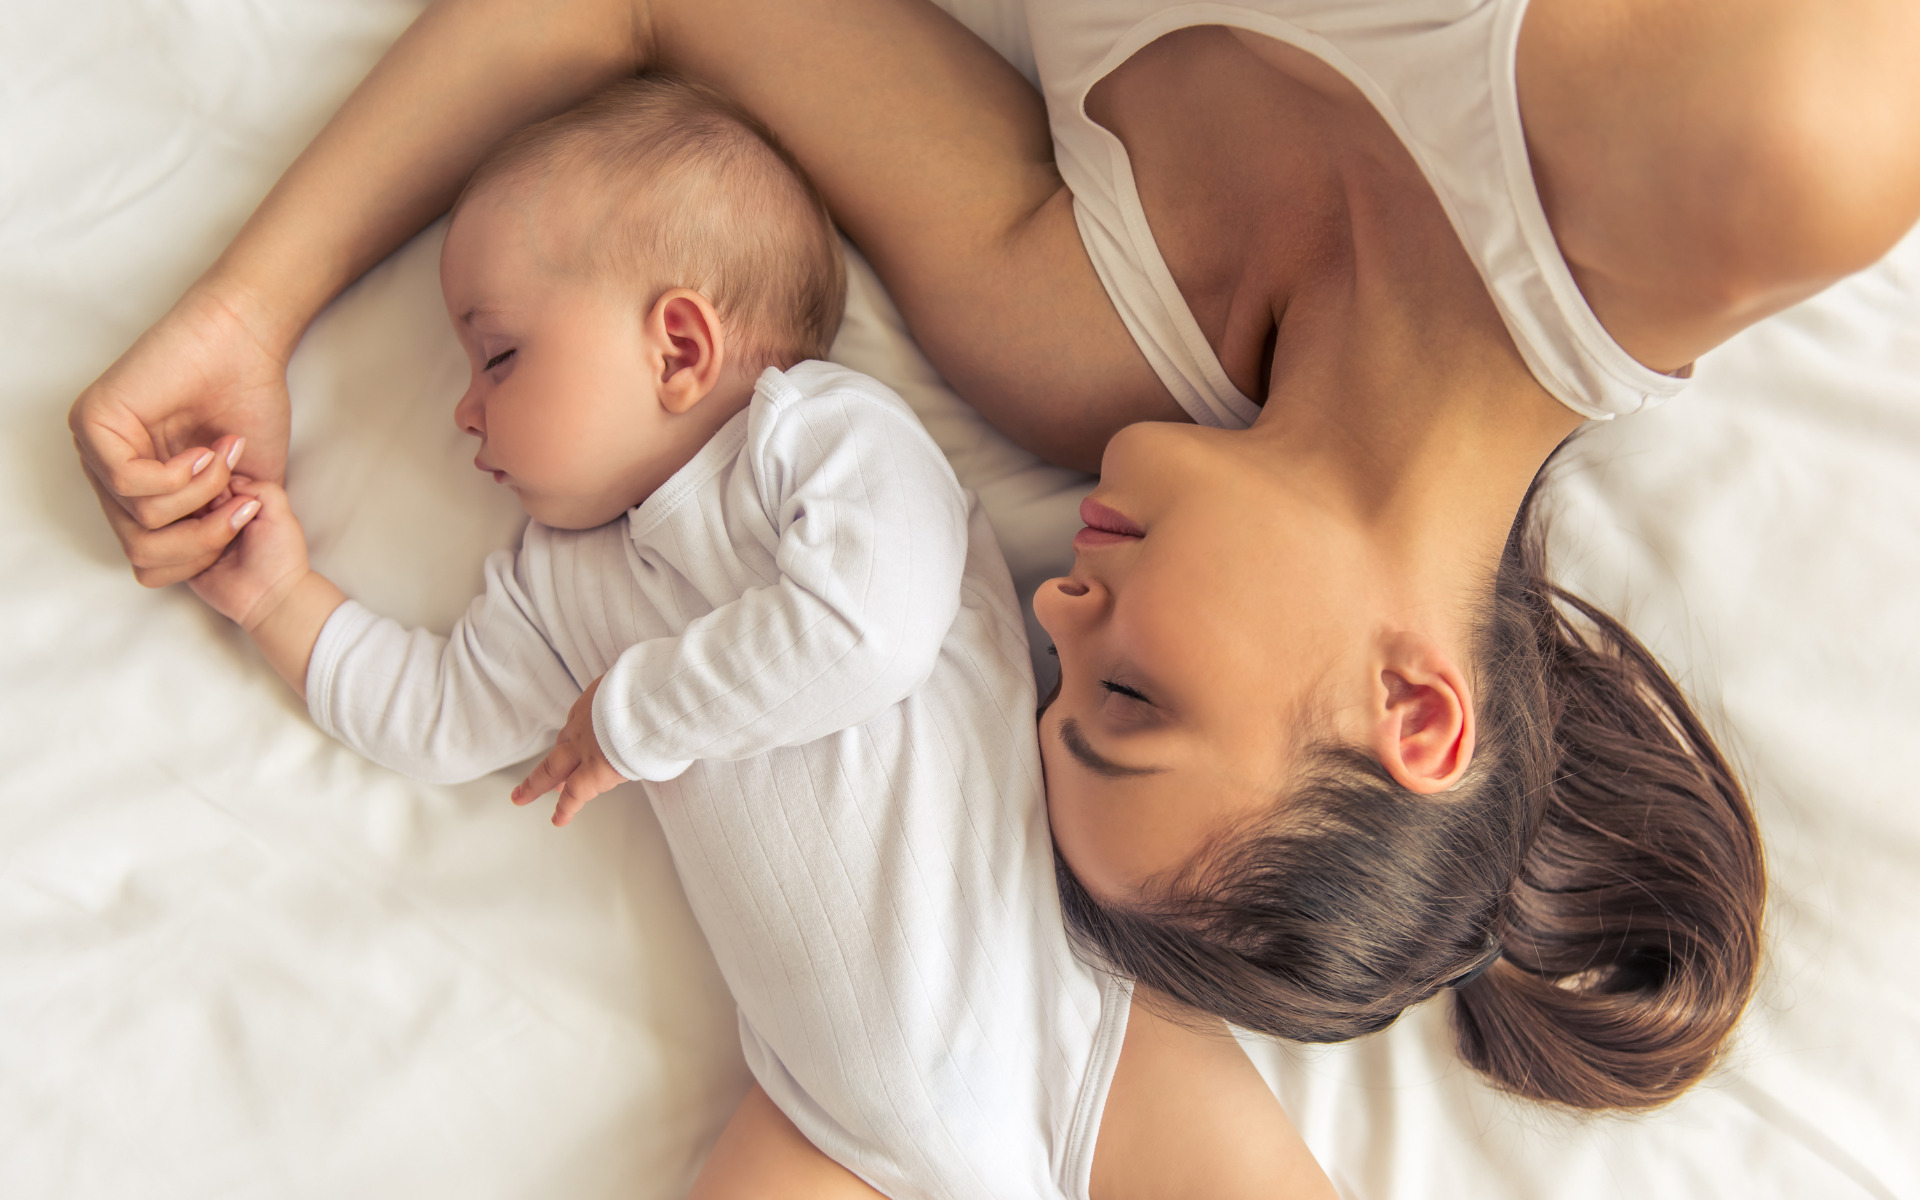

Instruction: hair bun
[1447,937,1502,989]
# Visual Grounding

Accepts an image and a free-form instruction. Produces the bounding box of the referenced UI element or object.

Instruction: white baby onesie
[305,360,1130,1200]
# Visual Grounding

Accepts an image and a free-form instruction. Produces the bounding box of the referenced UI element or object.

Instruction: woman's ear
[645,288,728,414]
[1365,633,1474,793]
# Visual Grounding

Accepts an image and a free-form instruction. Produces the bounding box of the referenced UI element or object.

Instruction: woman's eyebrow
[1059,717,1164,778]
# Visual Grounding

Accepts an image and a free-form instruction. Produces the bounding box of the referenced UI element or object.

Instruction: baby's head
[442,75,845,528]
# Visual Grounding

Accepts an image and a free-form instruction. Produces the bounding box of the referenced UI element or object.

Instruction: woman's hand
[70,285,293,587]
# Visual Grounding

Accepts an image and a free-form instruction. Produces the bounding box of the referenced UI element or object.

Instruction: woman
[67,0,1920,1194]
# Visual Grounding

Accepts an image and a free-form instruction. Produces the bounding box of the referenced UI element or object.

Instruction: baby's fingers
[551,775,603,828]
[550,758,626,828]
[513,744,579,806]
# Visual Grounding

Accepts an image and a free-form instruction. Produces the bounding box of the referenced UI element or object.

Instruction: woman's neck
[1248,129,1585,591]
[1246,357,1582,624]
[1232,26,1586,599]
[1095,22,1586,614]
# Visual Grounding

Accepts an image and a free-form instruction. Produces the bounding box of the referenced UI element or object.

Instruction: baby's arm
[187,478,346,694]
[302,547,582,785]
[519,374,971,818]
[191,480,579,783]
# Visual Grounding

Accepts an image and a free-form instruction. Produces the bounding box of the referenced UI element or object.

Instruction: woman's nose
[1032,573,1110,638]
[453,386,484,436]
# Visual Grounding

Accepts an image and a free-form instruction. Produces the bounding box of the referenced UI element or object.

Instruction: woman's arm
[73,0,1168,587]
[688,1085,887,1200]
[68,0,645,586]
[1091,998,1339,1200]
[689,1002,1341,1200]
[1520,0,1920,372]
[641,1,1175,466]
[201,0,645,362]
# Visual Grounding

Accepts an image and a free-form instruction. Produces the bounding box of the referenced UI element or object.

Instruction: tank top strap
[1028,0,1690,427]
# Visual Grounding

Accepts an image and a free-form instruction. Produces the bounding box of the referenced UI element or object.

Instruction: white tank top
[1025,0,1689,426]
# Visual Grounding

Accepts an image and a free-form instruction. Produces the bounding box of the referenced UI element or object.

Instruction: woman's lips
[1075,497,1143,548]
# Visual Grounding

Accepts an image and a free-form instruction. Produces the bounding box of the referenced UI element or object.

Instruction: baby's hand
[513,675,627,827]
[186,478,312,629]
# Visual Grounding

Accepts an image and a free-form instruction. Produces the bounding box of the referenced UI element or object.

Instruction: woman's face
[1035,420,1381,902]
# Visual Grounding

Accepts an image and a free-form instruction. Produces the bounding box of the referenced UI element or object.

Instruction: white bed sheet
[3,1,1915,1196]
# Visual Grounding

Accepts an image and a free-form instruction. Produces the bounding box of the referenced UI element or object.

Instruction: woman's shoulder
[1520,0,1920,367]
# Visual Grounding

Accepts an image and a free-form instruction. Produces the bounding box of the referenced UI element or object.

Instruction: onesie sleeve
[306,548,581,784]
[593,368,970,782]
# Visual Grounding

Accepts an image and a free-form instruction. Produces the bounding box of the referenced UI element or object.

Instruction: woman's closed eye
[1096,677,1166,729]
[484,348,516,372]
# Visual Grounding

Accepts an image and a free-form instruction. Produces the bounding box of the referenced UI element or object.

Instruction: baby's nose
[453,389,484,435]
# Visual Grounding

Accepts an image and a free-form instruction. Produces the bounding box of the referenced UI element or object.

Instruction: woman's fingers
[86,469,257,587]
[78,423,246,547]
[127,436,245,532]
[69,377,245,520]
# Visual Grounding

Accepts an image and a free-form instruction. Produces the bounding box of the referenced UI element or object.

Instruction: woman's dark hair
[1056,474,1766,1110]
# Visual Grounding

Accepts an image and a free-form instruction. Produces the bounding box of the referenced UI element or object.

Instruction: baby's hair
[1058,461,1766,1111]
[459,73,846,369]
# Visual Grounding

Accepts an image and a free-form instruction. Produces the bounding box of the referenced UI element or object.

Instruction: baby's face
[440,190,687,529]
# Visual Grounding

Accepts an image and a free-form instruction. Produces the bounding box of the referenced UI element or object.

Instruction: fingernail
[230,500,260,530]
[191,451,215,475]
[226,438,245,470]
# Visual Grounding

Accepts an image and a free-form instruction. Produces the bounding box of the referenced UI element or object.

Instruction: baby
[189,76,1128,1199]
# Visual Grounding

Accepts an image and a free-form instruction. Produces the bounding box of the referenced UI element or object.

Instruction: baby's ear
[648,288,727,414]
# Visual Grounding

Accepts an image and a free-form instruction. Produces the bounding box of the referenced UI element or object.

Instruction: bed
[5,1,1915,1195]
